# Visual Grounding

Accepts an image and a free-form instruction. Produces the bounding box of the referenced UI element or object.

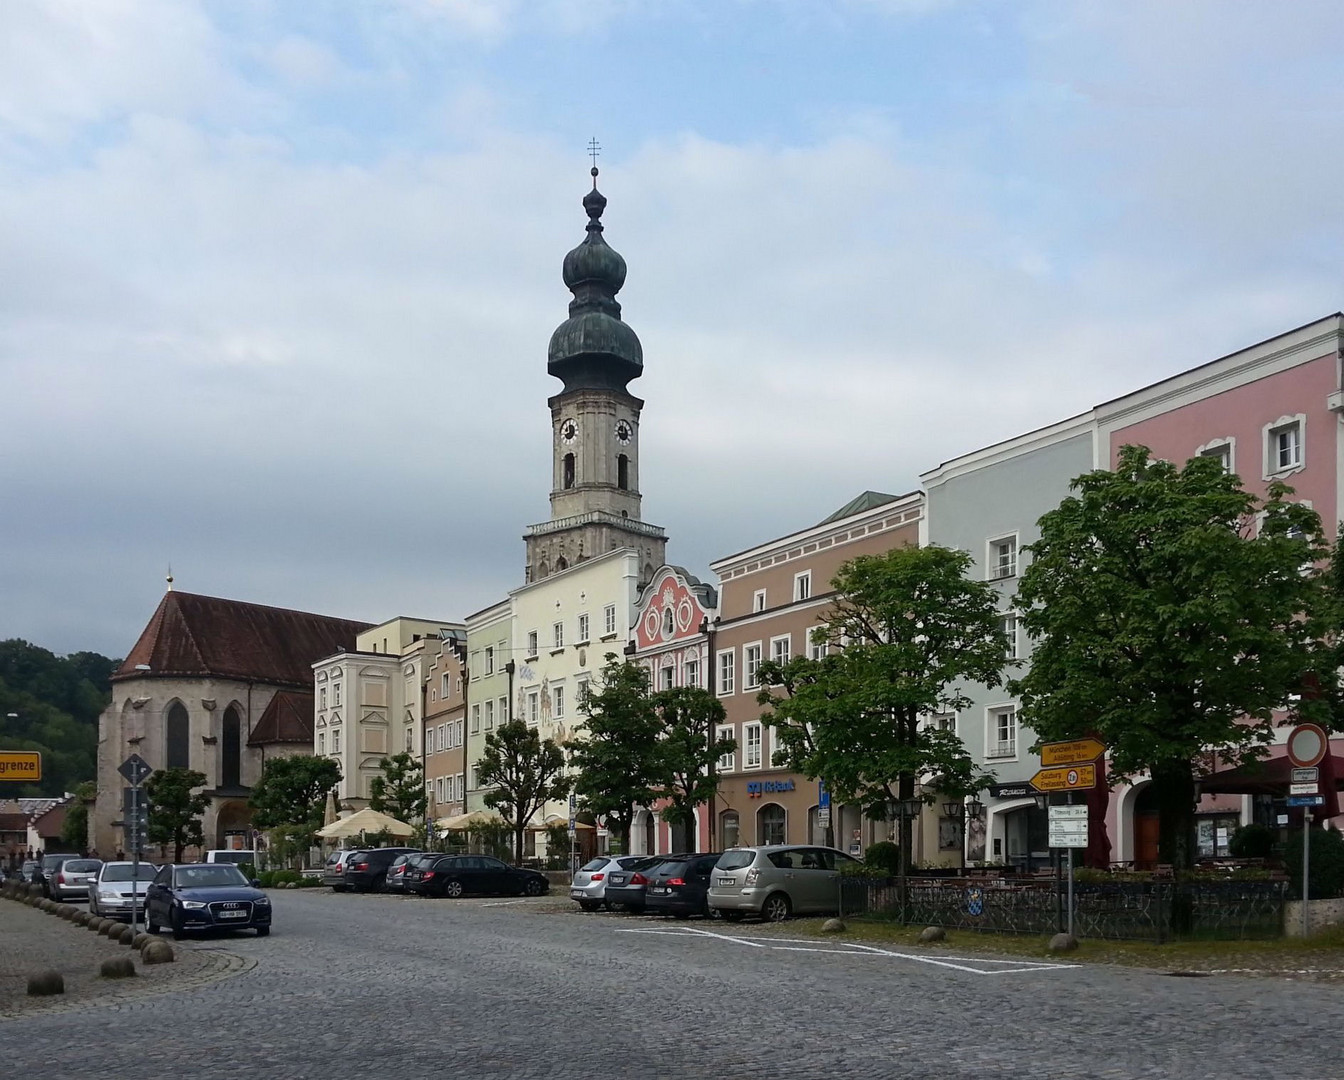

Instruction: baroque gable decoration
[633,566,717,651]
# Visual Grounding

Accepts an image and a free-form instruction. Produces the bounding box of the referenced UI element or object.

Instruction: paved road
[9,889,1343,1079]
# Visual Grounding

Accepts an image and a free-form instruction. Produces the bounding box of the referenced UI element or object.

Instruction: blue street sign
[818,782,830,810]
[1287,794,1325,806]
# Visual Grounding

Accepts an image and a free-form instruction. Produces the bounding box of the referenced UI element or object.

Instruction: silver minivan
[707,845,861,922]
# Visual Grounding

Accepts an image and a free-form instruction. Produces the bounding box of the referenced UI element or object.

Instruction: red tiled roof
[114,591,372,689]
[248,690,315,746]
[0,813,26,832]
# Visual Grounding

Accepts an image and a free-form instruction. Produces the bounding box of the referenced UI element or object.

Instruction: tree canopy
[368,752,427,826]
[650,686,734,845]
[144,768,209,862]
[757,545,1003,872]
[1011,445,1326,869]
[249,755,342,837]
[476,719,571,863]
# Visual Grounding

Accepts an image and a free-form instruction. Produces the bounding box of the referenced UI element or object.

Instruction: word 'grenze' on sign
[0,753,42,780]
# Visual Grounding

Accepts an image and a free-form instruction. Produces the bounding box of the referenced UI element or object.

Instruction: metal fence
[840,875,1287,942]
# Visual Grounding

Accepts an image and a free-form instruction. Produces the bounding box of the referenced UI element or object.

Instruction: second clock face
[560,419,578,444]
[615,420,633,445]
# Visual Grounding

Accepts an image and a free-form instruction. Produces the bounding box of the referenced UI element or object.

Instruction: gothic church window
[166,703,190,770]
[221,706,242,788]
[617,454,629,490]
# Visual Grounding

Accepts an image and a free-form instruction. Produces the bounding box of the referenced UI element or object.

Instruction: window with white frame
[930,713,956,733]
[716,724,735,771]
[753,589,767,612]
[404,727,413,752]
[319,687,327,710]
[744,723,763,768]
[1265,416,1304,475]
[526,630,538,657]
[553,621,564,649]
[441,673,451,699]
[986,706,1017,759]
[471,706,480,734]
[435,777,445,803]
[604,604,617,636]
[484,699,495,730]
[552,684,565,719]
[988,535,1017,580]
[332,682,341,707]
[484,646,495,675]
[1198,437,1234,474]
[770,634,791,666]
[577,613,590,642]
[770,730,789,767]
[794,571,812,602]
[809,627,828,661]
[718,650,735,695]
[744,643,763,689]
[317,732,325,755]
[497,696,507,725]
[332,728,341,753]
[685,659,699,688]
[659,665,674,690]
[466,765,475,791]
[437,724,446,752]
[528,691,539,725]
[576,678,590,708]
[999,612,1019,660]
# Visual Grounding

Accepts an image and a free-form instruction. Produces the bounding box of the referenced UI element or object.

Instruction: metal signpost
[1285,723,1328,938]
[1048,805,1088,937]
[1029,763,1097,794]
[1037,738,1105,940]
[118,753,152,933]
[568,791,578,876]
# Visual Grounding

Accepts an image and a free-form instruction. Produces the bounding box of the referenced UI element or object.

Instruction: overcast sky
[4,0,1344,658]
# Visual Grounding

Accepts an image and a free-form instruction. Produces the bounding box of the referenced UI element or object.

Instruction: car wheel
[761,893,792,922]
[721,911,744,923]
[524,878,545,897]
[255,926,270,937]
[578,900,602,912]
[444,880,464,899]
[170,909,186,941]
[704,903,723,921]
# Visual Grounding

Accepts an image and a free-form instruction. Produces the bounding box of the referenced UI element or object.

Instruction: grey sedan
[570,855,649,911]
[89,861,158,920]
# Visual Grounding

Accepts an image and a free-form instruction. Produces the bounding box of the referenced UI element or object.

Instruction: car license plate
[718,877,735,886]
[650,886,669,894]
[218,910,248,919]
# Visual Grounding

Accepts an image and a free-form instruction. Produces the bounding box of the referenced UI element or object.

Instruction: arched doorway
[1133,783,1160,869]
[165,702,190,770]
[221,705,242,789]
[757,803,786,845]
[720,810,740,850]
[215,800,252,853]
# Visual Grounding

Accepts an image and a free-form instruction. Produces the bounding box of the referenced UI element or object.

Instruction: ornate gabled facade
[524,167,667,588]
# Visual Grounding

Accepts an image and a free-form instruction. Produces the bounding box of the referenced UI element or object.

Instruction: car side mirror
[250,879,260,888]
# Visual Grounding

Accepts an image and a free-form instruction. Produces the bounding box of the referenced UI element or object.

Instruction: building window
[988,535,1017,580]
[662,607,676,637]
[577,613,589,643]
[317,732,325,756]
[809,628,828,661]
[685,659,699,688]
[528,692,540,725]
[319,687,327,710]
[438,725,447,752]
[552,685,565,720]
[441,673,451,699]
[553,622,564,649]
[221,706,241,788]
[471,706,480,735]
[617,454,629,490]
[753,589,767,612]
[1197,437,1234,474]
[563,452,575,489]
[332,682,341,707]
[757,803,786,845]
[720,810,740,850]
[718,650,735,695]
[404,728,413,752]
[527,630,538,657]
[165,703,190,771]
[1000,612,1019,660]
[484,699,495,730]
[497,696,508,725]
[744,722,762,768]
[770,635,791,666]
[467,766,475,791]
[744,644,763,690]
[1265,416,1304,475]
[716,724,735,771]
[929,713,956,733]
[986,706,1017,759]
[332,728,341,754]
[794,571,811,602]
[576,678,590,709]
[604,604,617,636]
[659,666,674,690]
[484,646,495,675]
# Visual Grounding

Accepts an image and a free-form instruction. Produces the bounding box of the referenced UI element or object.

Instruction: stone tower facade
[525,168,667,586]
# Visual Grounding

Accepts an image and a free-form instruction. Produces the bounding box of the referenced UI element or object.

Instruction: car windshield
[63,860,101,872]
[21,862,36,871]
[655,860,689,877]
[580,858,608,872]
[633,856,667,870]
[211,852,253,865]
[173,865,248,888]
[715,850,756,871]
[102,864,157,882]
[43,855,75,869]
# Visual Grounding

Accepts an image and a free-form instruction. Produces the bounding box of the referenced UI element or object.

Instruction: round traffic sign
[1286,723,1329,768]
[1066,769,1079,786]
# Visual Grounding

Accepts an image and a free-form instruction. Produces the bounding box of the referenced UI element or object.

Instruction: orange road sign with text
[0,752,41,782]
[1039,738,1106,768]
[1030,763,1096,793]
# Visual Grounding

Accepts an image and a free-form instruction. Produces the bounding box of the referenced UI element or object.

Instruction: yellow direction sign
[1040,738,1106,767]
[0,752,41,782]
[1030,763,1096,793]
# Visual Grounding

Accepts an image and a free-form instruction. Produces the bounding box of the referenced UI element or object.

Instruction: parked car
[570,855,648,911]
[19,860,38,883]
[48,857,102,902]
[322,850,362,891]
[384,852,431,893]
[145,863,271,939]
[602,855,673,913]
[707,845,861,922]
[89,861,158,920]
[204,849,260,869]
[390,852,441,894]
[33,853,80,898]
[343,847,418,893]
[409,855,549,898]
[644,853,723,919]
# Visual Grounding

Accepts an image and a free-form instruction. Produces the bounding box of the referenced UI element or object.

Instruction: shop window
[720,810,740,850]
[757,803,786,846]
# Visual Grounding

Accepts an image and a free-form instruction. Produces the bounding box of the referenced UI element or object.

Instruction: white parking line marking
[480,900,530,907]
[614,926,1077,974]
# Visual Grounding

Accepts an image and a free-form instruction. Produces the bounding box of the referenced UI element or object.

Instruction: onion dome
[547,167,643,393]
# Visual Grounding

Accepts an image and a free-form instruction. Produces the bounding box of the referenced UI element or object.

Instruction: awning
[436,809,505,831]
[543,814,595,830]
[1200,754,1344,795]
[315,807,415,839]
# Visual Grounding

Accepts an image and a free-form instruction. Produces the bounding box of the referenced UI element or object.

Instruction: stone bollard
[58,905,75,920]
[73,911,91,926]
[1048,932,1079,953]
[100,956,136,979]
[919,925,946,943]
[132,932,151,950]
[87,918,106,933]
[141,940,175,965]
[97,920,116,936]
[27,970,64,996]
[820,918,847,934]
[115,924,136,944]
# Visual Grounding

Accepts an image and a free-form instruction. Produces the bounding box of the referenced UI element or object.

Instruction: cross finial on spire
[587,137,601,186]
[166,563,174,591]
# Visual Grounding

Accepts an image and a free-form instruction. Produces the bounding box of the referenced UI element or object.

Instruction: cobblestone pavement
[9,889,1344,1080]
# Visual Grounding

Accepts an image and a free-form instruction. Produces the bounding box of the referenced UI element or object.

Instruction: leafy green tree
[144,768,209,862]
[757,545,1004,876]
[368,752,427,826]
[61,781,96,852]
[1011,445,1325,871]
[650,686,734,848]
[249,755,342,847]
[476,719,571,864]
[568,657,663,852]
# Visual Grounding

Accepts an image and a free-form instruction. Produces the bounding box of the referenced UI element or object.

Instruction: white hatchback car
[570,855,648,911]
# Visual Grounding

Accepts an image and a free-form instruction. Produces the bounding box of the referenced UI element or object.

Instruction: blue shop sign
[747,779,796,798]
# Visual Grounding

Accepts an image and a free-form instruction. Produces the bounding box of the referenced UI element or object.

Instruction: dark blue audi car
[145,863,272,939]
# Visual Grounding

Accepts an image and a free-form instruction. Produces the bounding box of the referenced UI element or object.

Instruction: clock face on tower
[560,419,578,444]
[615,420,633,445]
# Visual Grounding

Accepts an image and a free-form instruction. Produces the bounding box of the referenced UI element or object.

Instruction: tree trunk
[1152,758,1196,871]
[514,822,525,866]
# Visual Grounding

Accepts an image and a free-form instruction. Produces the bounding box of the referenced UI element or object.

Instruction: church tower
[524,167,667,585]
